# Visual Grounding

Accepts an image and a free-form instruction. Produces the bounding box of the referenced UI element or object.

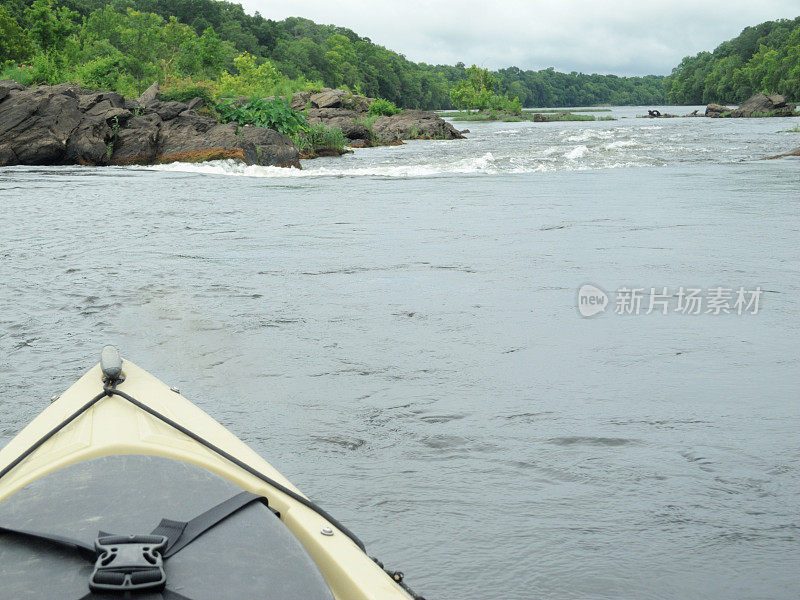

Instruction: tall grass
[292,123,345,155]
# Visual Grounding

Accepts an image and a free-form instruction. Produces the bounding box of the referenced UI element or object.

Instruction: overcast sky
[238,0,799,75]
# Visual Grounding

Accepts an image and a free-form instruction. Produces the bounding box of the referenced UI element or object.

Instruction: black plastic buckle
[90,534,167,593]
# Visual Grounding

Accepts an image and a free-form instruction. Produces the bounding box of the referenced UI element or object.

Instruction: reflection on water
[0,107,798,600]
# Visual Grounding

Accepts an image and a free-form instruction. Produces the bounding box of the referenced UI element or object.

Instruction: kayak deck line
[0,350,425,600]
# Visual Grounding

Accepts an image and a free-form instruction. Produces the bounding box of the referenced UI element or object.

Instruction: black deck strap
[78,588,193,600]
[162,491,264,558]
[0,524,96,561]
[150,519,187,553]
[107,388,367,552]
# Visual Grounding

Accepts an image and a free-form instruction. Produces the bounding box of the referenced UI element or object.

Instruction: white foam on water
[565,129,614,142]
[564,145,589,159]
[143,153,505,178]
[604,139,637,150]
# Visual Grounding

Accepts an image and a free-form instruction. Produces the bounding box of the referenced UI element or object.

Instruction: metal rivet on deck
[320,526,334,536]
[170,387,180,394]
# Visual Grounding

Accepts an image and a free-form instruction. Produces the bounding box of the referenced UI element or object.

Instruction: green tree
[25,0,78,52]
[0,5,32,61]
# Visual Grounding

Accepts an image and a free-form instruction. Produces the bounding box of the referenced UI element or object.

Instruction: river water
[0,106,798,600]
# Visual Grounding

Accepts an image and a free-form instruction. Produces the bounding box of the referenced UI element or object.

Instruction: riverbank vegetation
[666,17,800,104]
[440,110,609,122]
[0,0,667,110]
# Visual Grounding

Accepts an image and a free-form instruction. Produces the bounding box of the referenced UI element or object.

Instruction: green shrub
[292,123,344,154]
[159,80,216,105]
[216,97,308,136]
[27,52,64,85]
[74,54,136,94]
[368,97,401,116]
[0,61,36,86]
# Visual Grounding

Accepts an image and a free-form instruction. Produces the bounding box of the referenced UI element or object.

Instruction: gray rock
[371,110,465,143]
[340,121,369,140]
[110,113,162,164]
[138,81,159,104]
[78,91,126,112]
[0,84,85,165]
[305,108,369,141]
[290,91,311,110]
[306,107,360,121]
[764,146,800,159]
[0,79,25,103]
[157,112,301,168]
[65,115,112,165]
[142,100,189,121]
[731,93,795,117]
[238,126,302,167]
[310,90,345,109]
[705,103,732,117]
[185,97,205,111]
[766,94,787,108]
[0,82,301,168]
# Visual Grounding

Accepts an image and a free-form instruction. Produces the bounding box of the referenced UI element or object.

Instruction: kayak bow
[0,347,421,600]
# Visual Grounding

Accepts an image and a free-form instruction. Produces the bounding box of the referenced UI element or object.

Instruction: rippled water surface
[1,106,799,600]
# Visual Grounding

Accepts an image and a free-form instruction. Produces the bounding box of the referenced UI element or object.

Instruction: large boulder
[705,103,732,117]
[156,111,300,168]
[731,93,795,117]
[141,100,190,121]
[371,110,465,143]
[304,107,371,141]
[290,91,311,111]
[310,90,345,109]
[0,83,88,165]
[308,89,372,112]
[66,115,113,165]
[110,113,162,165]
[137,81,159,104]
[238,126,302,168]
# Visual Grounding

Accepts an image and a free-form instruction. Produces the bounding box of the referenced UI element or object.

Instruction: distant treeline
[665,16,800,104]
[0,0,667,108]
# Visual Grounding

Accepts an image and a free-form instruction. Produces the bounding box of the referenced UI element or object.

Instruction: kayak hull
[0,360,412,600]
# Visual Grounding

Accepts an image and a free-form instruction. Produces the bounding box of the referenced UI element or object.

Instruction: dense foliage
[367,97,400,116]
[665,17,800,104]
[449,65,522,113]
[497,67,666,107]
[0,0,668,108]
[216,97,307,135]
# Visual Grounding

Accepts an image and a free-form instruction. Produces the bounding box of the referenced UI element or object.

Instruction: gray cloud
[239,0,799,74]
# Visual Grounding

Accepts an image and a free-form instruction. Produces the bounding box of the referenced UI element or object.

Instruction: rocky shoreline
[289,88,465,149]
[0,82,463,168]
[641,93,798,119]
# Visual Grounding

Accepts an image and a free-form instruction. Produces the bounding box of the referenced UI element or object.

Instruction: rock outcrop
[764,146,800,159]
[730,93,796,117]
[0,81,300,168]
[291,88,464,146]
[705,103,733,117]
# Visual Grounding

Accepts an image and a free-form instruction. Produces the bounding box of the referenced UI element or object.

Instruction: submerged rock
[0,81,300,168]
[764,146,800,159]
